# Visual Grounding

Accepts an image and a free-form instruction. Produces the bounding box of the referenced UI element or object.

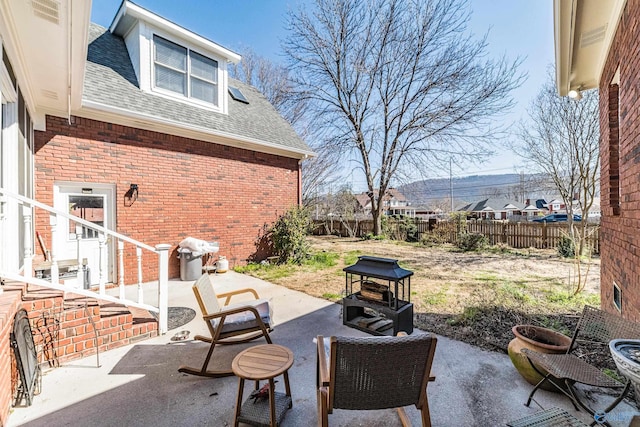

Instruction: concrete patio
[9,272,638,426]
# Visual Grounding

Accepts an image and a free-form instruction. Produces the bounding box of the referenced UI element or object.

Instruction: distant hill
[399,173,545,207]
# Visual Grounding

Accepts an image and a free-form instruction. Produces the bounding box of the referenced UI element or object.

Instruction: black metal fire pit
[342,256,414,336]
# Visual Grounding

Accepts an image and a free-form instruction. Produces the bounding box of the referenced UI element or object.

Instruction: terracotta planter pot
[508,325,571,391]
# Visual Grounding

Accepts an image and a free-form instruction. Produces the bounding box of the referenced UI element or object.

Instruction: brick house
[1,1,313,285]
[0,1,312,418]
[554,0,638,319]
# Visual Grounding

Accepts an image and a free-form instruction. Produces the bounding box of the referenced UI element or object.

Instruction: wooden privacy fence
[311,219,600,254]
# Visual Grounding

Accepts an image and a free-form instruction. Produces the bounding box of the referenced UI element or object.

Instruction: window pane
[191,52,217,83]
[155,65,186,95]
[68,195,104,240]
[154,36,186,71]
[192,78,217,104]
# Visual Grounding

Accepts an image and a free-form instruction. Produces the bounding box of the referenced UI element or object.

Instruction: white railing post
[22,205,33,281]
[156,244,171,335]
[118,240,125,299]
[136,247,143,304]
[75,224,82,288]
[98,233,107,295]
[49,213,59,285]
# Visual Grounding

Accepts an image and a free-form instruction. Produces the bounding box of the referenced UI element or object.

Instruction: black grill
[11,309,41,406]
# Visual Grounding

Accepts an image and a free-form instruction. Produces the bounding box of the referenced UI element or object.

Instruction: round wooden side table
[232,344,294,427]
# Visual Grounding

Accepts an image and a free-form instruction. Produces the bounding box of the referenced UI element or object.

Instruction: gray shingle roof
[83,23,312,156]
[459,198,525,212]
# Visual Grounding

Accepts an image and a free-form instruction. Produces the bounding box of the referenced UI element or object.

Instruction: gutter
[80,99,316,160]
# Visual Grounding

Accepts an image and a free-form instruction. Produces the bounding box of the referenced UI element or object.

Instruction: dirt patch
[252,236,600,353]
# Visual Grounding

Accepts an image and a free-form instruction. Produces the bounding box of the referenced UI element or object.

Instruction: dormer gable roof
[82,22,313,159]
[110,1,240,64]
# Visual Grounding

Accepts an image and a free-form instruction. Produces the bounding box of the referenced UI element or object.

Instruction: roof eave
[79,100,316,160]
[553,0,627,96]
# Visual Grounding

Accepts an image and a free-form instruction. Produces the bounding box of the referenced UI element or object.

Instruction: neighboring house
[0,1,313,284]
[522,198,548,219]
[546,199,566,213]
[458,198,525,220]
[554,0,638,319]
[355,188,415,217]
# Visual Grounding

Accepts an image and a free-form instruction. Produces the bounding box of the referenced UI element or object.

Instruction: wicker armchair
[316,333,437,427]
[178,274,272,378]
[522,305,640,425]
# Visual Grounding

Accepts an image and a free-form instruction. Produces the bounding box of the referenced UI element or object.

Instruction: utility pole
[449,158,454,213]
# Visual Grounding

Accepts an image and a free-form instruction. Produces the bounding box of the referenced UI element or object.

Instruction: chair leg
[525,376,546,407]
[567,380,631,427]
[525,374,575,409]
[317,387,329,427]
[397,407,410,427]
[418,399,432,427]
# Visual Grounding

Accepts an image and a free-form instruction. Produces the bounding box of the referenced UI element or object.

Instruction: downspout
[67,0,72,125]
[297,158,303,206]
[298,154,308,206]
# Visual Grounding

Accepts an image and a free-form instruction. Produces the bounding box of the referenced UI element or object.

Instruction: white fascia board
[80,100,316,160]
[70,1,92,111]
[110,1,241,64]
[554,0,626,95]
[553,0,576,96]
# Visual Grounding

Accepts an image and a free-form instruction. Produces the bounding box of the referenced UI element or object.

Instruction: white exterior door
[54,184,115,286]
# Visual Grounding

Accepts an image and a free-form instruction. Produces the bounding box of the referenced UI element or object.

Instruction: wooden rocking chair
[178,274,273,378]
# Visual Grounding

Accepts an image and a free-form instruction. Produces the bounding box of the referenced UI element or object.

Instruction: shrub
[456,232,488,252]
[420,227,449,246]
[270,206,312,264]
[557,235,575,258]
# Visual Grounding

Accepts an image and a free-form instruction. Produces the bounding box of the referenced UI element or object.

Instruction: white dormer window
[153,35,218,106]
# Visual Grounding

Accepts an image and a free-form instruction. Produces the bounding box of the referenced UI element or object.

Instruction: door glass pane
[68,195,104,239]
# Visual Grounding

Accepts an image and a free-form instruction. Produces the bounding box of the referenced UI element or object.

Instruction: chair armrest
[203,305,262,321]
[217,288,260,306]
[317,336,330,387]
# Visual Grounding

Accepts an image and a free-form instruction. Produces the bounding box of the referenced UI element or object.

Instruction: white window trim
[151,33,222,111]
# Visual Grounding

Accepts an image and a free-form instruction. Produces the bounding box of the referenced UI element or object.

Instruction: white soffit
[0,0,91,122]
[554,0,626,95]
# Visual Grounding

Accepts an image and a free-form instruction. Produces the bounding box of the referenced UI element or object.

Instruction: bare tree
[283,0,523,235]
[230,48,341,206]
[517,70,599,294]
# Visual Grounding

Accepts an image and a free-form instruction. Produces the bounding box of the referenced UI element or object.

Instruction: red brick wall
[34,115,301,283]
[599,1,640,320]
[0,290,25,427]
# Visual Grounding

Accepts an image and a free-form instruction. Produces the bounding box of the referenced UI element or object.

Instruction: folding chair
[178,274,273,378]
[316,333,437,426]
[522,305,640,426]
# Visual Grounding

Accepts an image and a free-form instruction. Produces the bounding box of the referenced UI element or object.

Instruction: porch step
[19,283,158,367]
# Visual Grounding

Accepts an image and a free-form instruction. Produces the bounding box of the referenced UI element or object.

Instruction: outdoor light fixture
[124,184,138,207]
[568,88,583,100]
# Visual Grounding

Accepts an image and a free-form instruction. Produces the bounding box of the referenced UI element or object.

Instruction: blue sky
[91,1,555,186]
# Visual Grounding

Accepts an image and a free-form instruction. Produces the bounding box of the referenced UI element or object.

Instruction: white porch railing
[0,188,169,334]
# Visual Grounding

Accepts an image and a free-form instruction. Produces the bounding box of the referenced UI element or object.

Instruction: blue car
[532,213,582,223]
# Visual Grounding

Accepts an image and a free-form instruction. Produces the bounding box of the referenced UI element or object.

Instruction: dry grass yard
[237,235,600,352]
